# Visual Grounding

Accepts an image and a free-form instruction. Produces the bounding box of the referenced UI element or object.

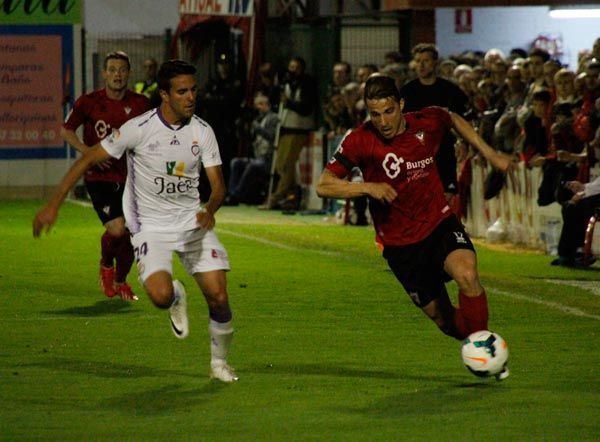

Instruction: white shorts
[131,228,230,282]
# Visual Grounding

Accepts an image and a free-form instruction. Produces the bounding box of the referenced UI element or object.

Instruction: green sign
[1,0,81,24]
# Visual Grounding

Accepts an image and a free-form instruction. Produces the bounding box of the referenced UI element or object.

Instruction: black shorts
[85,181,125,225]
[382,216,475,308]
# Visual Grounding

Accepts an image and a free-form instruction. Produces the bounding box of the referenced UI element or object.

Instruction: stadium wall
[435,6,599,70]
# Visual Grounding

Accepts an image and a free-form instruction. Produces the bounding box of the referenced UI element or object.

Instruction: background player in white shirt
[33,60,238,382]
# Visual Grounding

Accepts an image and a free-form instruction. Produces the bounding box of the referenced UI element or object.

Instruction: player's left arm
[449,111,513,172]
[197,165,226,230]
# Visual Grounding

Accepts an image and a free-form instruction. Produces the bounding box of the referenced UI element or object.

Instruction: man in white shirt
[33,60,238,382]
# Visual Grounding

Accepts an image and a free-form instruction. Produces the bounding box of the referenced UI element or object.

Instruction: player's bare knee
[205,290,228,309]
[146,284,174,309]
[454,268,481,295]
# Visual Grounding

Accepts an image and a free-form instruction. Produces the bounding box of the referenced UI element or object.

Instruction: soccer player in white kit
[33,60,238,382]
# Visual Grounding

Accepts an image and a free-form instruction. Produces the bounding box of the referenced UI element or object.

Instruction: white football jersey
[101,109,222,233]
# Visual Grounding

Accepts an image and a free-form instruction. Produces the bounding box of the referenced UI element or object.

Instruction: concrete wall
[84,0,179,34]
[435,6,599,69]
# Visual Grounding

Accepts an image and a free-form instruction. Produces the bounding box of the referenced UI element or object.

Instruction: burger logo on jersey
[382,152,404,179]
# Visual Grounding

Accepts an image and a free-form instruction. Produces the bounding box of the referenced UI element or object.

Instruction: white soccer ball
[461,330,509,377]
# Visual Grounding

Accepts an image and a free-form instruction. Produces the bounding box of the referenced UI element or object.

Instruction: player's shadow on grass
[22,356,195,380]
[338,382,504,419]
[247,362,401,380]
[45,299,135,317]
[100,383,227,415]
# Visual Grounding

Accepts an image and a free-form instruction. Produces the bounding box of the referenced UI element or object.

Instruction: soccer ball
[461,330,508,378]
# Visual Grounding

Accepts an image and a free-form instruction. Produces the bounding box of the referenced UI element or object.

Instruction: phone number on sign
[0,129,57,142]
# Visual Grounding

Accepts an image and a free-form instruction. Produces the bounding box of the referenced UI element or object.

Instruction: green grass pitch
[1,201,599,440]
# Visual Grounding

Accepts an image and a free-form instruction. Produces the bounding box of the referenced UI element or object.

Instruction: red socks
[101,231,134,283]
[453,291,489,339]
[101,231,120,267]
[114,236,134,283]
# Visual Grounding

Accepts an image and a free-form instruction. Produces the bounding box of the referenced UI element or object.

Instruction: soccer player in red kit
[61,51,150,300]
[317,75,512,379]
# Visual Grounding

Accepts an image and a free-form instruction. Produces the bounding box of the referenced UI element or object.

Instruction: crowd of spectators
[206,39,600,265]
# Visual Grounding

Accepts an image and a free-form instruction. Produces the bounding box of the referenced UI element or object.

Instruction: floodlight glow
[549,8,600,19]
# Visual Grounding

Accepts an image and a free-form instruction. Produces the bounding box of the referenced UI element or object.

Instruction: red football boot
[99,264,117,298]
[115,282,138,301]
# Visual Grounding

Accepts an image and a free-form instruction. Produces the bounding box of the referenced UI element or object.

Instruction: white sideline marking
[490,288,600,321]
[221,229,600,321]
[544,279,600,297]
[218,228,340,257]
[65,201,599,321]
[66,201,338,256]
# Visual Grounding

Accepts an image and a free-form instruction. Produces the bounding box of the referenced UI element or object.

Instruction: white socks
[209,319,233,366]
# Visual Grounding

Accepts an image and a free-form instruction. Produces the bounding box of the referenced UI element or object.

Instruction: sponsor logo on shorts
[453,231,467,244]
[408,291,421,305]
[211,249,227,259]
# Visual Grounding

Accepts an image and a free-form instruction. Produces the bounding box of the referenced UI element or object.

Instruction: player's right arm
[317,169,397,203]
[59,127,88,154]
[33,144,112,237]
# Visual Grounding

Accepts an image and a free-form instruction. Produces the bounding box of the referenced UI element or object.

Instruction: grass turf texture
[1,201,599,440]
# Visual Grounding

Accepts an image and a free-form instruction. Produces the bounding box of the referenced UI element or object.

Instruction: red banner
[0,35,63,148]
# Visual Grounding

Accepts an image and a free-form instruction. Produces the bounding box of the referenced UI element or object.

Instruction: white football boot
[210,361,239,382]
[169,280,189,339]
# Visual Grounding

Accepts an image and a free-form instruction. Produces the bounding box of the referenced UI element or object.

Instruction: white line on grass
[217,228,340,257]
[65,201,600,321]
[220,229,600,321]
[490,288,600,321]
[544,279,600,297]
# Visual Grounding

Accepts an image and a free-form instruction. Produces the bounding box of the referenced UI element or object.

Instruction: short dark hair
[334,61,352,74]
[104,51,131,70]
[362,63,379,73]
[384,50,403,63]
[529,48,550,63]
[290,56,306,71]
[412,43,439,60]
[364,75,401,102]
[552,102,573,118]
[532,89,552,104]
[510,47,528,59]
[157,59,197,92]
[587,60,600,71]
